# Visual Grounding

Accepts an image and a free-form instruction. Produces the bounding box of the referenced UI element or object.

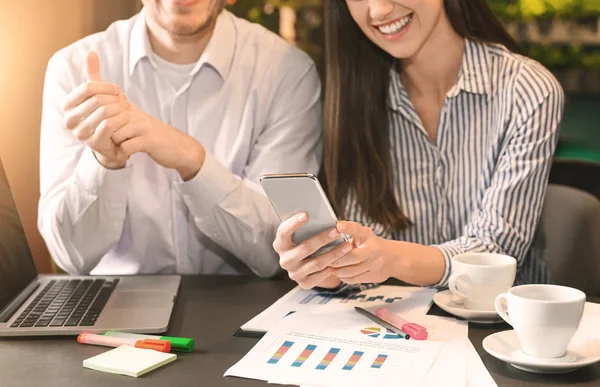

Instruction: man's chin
[169,21,211,36]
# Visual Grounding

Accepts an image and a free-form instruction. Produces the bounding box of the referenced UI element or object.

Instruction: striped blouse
[345,38,565,287]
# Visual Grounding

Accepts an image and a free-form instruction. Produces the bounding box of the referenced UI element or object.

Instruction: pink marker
[375,308,429,340]
[77,333,171,352]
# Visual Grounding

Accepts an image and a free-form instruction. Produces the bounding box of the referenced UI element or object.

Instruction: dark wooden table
[1,275,598,387]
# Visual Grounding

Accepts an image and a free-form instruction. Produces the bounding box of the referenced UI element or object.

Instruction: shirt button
[436,167,443,181]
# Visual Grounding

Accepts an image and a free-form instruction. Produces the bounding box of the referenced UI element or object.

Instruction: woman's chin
[384,45,419,60]
[374,37,421,60]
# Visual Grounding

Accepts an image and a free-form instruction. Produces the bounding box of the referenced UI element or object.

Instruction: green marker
[103,331,194,352]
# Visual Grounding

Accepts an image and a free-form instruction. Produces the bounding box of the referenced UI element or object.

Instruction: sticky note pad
[83,345,177,377]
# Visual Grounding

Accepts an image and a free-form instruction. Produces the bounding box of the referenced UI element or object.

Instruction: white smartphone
[260,173,349,257]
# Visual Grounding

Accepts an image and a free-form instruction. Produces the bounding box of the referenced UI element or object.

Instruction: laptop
[0,157,181,336]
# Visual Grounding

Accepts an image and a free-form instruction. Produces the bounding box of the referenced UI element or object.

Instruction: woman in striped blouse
[273,0,564,290]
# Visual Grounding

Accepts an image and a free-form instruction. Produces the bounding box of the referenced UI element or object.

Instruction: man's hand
[62,51,131,169]
[111,103,206,181]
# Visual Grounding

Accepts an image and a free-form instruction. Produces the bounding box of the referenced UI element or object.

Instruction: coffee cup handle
[448,274,468,299]
[494,293,512,326]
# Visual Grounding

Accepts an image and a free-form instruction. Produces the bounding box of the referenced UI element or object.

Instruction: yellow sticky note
[83,345,177,377]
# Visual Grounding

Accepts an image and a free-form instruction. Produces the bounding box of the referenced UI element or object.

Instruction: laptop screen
[0,158,37,314]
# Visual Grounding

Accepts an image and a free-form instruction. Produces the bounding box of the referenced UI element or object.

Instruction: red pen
[375,308,429,340]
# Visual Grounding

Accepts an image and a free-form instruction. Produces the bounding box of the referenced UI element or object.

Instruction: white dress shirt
[151,52,195,92]
[38,10,322,277]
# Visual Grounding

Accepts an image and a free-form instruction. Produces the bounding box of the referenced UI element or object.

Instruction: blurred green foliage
[227,1,600,89]
[226,0,323,70]
[490,0,600,20]
[489,1,600,74]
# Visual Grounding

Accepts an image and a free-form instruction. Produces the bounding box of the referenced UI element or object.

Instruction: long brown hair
[323,0,522,230]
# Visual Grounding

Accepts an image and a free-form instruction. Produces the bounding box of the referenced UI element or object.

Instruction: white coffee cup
[495,284,586,358]
[448,253,516,311]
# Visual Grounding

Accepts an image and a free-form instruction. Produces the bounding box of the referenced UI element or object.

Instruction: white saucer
[483,330,600,374]
[433,290,503,324]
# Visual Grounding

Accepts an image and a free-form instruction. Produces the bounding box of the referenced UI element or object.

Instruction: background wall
[0,0,141,273]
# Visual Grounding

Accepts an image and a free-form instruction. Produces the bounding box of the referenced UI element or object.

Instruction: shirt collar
[454,38,491,96]
[129,10,153,75]
[196,10,236,80]
[388,38,491,109]
[128,9,236,80]
[387,69,409,113]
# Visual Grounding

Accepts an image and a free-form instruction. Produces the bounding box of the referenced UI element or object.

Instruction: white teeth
[377,14,412,35]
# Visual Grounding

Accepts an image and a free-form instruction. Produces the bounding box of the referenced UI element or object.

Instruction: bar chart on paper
[266,340,391,373]
[268,341,294,364]
[316,348,340,370]
[292,344,317,367]
[241,285,437,334]
[371,354,388,369]
[228,313,451,387]
[300,293,404,305]
[342,351,364,371]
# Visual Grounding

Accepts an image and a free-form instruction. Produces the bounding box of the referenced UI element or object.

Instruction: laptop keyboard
[10,278,119,328]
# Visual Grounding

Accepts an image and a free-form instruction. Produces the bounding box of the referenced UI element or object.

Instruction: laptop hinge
[0,280,40,323]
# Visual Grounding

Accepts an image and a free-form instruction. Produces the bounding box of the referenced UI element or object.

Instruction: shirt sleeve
[37,54,132,275]
[433,71,565,287]
[176,50,322,278]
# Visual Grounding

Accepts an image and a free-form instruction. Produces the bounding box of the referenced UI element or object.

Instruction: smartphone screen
[261,174,348,257]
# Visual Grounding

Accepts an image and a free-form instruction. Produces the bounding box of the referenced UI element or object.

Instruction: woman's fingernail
[342,244,352,253]
[297,213,307,222]
[337,223,346,231]
[329,229,340,238]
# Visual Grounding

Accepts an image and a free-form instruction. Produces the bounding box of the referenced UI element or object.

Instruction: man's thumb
[85,51,103,82]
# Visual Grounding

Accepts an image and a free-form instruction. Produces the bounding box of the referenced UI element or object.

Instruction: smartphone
[260,173,349,257]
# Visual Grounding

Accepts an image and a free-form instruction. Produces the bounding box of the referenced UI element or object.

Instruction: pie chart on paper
[360,327,403,339]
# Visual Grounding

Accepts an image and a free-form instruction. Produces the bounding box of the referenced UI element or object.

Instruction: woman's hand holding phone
[273,213,353,289]
[272,212,446,289]
[328,221,396,284]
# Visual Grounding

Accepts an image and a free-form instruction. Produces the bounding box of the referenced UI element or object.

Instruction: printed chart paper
[227,310,460,387]
[241,285,436,334]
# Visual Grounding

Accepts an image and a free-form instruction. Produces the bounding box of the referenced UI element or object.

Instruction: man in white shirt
[38,0,321,277]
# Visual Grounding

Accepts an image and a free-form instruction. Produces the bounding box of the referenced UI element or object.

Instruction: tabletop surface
[1,275,599,387]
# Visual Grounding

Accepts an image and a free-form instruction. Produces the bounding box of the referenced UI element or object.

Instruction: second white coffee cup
[495,284,586,358]
[448,253,517,311]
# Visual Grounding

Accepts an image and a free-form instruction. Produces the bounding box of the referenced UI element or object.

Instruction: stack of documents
[226,286,498,387]
[240,285,437,334]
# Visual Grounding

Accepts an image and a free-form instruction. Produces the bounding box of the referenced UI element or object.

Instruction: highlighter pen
[103,331,194,352]
[375,308,429,340]
[77,333,171,353]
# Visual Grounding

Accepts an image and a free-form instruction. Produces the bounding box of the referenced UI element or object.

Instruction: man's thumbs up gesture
[62,51,131,169]
[62,51,206,180]
[84,51,104,82]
